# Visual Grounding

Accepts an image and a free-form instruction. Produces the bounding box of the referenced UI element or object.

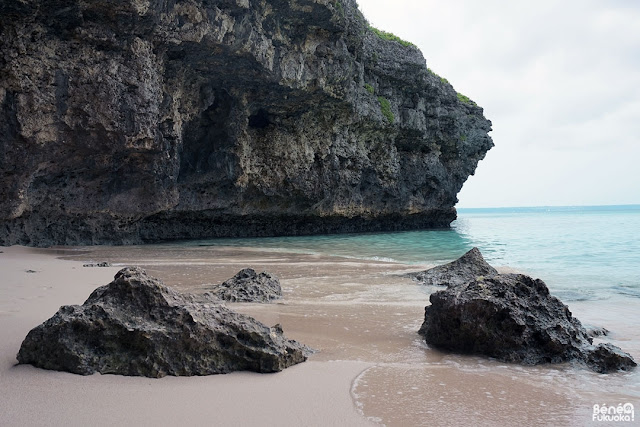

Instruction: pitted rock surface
[0,0,493,246]
[17,267,310,377]
[418,251,636,373]
[206,268,282,303]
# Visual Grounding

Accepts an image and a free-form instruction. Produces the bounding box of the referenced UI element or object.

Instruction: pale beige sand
[0,246,374,427]
[1,244,638,426]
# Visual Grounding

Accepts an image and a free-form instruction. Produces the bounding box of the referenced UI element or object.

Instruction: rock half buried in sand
[206,268,282,303]
[82,261,113,267]
[411,247,498,287]
[17,267,309,377]
[418,252,636,373]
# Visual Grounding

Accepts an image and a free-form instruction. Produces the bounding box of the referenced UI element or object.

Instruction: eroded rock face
[0,0,493,246]
[418,252,636,373]
[584,325,610,338]
[17,267,309,377]
[206,268,282,302]
[411,247,497,287]
[585,343,637,374]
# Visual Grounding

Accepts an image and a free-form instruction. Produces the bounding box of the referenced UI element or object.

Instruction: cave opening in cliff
[178,90,234,182]
[248,108,271,129]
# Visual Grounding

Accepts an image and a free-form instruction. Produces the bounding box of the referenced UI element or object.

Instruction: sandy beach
[1,244,638,426]
[0,246,374,426]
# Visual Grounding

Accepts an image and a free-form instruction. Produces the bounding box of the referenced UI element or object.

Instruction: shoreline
[1,244,638,426]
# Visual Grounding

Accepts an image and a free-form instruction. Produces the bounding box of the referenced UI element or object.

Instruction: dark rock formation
[584,343,636,374]
[17,267,309,377]
[418,253,636,373]
[411,247,497,286]
[206,268,282,303]
[585,325,610,338]
[0,0,493,246]
[83,261,113,267]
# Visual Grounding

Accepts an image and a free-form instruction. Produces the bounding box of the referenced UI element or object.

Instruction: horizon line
[456,203,640,210]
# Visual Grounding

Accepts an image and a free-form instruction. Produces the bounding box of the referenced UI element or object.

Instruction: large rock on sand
[418,251,636,373]
[412,247,497,287]
[17,267,309,377]
[206,268,282,303]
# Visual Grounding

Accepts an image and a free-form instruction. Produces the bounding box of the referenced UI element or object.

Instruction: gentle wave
[185,205,640,301]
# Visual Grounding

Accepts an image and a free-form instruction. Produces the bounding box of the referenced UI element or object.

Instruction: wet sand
[1,244,638,426]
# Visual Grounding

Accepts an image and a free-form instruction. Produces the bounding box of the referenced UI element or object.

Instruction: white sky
[357,0,640,208]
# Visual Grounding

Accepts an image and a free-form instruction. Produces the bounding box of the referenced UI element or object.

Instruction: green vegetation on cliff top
[456,92,477,106]
[427,68,449,85]
[368,25,416,48]
[427,68,477,107]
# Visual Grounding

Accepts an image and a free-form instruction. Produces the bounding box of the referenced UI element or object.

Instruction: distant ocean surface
[191,204,640,303]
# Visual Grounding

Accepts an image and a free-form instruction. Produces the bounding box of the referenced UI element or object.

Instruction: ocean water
[192,205,640,304]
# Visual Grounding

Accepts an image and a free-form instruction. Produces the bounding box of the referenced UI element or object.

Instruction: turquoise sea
[192,204,640,304]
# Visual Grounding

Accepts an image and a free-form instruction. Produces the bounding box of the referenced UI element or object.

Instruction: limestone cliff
[0,0,493,246]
